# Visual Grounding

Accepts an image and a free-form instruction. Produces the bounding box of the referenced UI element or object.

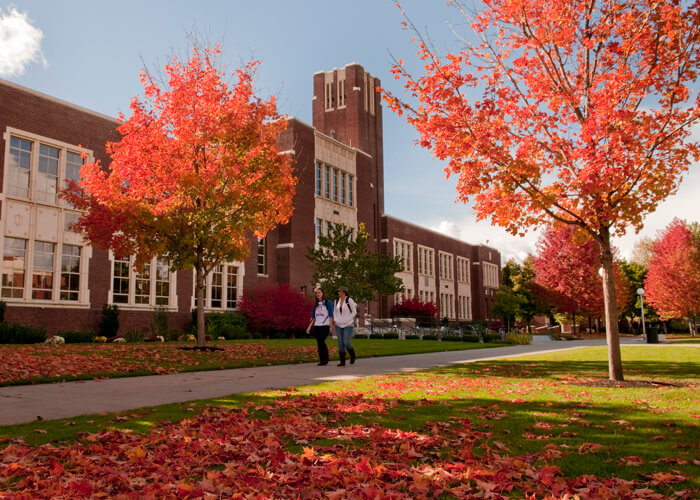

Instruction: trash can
[646,326,659,344]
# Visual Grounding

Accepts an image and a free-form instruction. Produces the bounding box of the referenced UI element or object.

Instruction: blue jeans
[335,325,354,353]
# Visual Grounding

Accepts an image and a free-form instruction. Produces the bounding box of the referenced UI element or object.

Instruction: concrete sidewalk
[0,338,642,426]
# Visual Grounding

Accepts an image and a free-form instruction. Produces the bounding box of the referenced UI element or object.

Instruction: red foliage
[390,297,438,324]
[645,219,700,327]
[239,284,313,336]
[533,225,631,318]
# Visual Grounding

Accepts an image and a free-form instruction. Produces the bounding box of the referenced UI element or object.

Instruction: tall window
[457,257,470,283]
[325,81,334,110]
[439,252,453,280]
[60,245,81,301]
[226,266,238,308]
[315,161,322,196]
[37,144,59,204]
[112,258,130,304]
[418,246,434,276]
[8,136,31,198]
[32,241,54,300]
[393,239,413,272]
[332,168,338,202]
[337,78,346,108]
[483,262,499,288]
[257,237,267,275]
[210,265,223,308]
[155,260,170,305]
[324,165,331,199]
[2,237,26,298]
[348,174,354,207]
[340,172,347,204]
[134,263,151,304]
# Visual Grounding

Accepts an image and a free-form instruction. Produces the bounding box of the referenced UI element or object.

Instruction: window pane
[37,144,59,204]
[210,265,222,308]
[8,136,31,198]
[226,266,238,308]
[2,237,26,298]
[134,263,151,304]
[113,258,130,303]
[155,260,170,306]
[59,245,81,301]
[32,242,54,300]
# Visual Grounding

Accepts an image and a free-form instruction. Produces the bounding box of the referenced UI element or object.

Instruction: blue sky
[1,0,698,263]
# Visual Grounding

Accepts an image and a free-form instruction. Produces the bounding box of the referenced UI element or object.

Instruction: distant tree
[491,285,525,331]
[645,219,700,336]
[630,237,654,267]
[239,284,313,338]
[306,224,404,305]
[63,46,296,347]
[386,0,700,380]
[618,260,659,333]
[390,297,438,326]
[533,225,631,334]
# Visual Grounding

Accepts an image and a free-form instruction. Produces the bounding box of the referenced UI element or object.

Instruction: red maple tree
[644,219,700,336]
[533,224,631,334]
[386,0,700,379]
[63,46,296,346]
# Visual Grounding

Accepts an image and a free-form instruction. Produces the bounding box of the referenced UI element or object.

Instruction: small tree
[645,219,700,336]
[306,223,404,305]
[63,46,296,347]
[239,284,312,338]
[491,285,525,331]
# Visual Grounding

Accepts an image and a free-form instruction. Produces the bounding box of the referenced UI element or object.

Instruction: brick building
[0,63,500,336]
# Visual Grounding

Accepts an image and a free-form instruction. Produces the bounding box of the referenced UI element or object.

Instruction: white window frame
[393,238,413,273]
[196,262,243,311]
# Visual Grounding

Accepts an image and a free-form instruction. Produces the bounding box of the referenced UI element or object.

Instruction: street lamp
[637,288,646,340]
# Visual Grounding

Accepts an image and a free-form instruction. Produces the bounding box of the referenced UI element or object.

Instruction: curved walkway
[0,337,646,425]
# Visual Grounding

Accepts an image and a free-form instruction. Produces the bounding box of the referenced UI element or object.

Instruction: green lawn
[1,345,697,497]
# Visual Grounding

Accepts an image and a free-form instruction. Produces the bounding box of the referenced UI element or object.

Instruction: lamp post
[637,288,646,340]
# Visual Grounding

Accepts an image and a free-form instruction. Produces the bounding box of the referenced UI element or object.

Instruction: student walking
[334,286,357,366]
[306,288,333,365]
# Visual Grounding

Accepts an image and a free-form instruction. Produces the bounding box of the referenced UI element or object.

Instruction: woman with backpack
[334,285,357,366]
[306,287,333,365]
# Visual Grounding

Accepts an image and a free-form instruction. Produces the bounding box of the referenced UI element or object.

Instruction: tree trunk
[598,230,624,381]
[195,254,206,348]
[688,317,697,337]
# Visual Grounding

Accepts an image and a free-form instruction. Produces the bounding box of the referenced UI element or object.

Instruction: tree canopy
[645,218,700,335]
[63,46,296,345]
[386,0,700,379]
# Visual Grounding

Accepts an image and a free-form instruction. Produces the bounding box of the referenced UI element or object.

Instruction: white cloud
[431,217,540,264]
[0,7,46,77]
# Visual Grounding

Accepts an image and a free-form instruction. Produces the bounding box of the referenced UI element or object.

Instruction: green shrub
[483,333,502,343]
[383,332,400,339]
[462,334,480,343]
[405,334,420,340]
[0,301,6,322]
[442,334,462,342]
[60,331,94,344]
[0,323,46,344]
[124,328,145,342]
[369,333,384,339]
[505,331,532,345]
[152,305,169,337]
[98,305,119,338]
[206,312,250,340]
[422,334,438,341]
